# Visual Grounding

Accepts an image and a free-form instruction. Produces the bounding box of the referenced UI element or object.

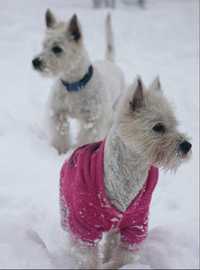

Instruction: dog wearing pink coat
[60,77,192,269]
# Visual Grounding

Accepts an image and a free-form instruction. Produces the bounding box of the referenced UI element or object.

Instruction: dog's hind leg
[49,111,71,154]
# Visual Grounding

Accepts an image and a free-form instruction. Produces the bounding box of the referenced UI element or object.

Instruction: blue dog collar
[61,65,93,92]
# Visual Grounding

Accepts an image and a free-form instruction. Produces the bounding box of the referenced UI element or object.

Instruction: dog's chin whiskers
[153,151,183,172]
[40,67,55,77]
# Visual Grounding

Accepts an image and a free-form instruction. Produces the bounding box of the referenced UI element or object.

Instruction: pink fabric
[60,141,159,246]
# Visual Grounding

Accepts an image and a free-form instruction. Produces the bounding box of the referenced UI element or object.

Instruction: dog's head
[116,77,192,171]
[32,9,85,77]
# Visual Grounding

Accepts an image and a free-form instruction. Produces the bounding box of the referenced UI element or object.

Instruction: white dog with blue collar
[32,11,124,154]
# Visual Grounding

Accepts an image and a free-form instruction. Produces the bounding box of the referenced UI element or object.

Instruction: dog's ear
[45,9,57,28]
[67,14,82,42]
[129,77,144,111]
[149,76,162,93]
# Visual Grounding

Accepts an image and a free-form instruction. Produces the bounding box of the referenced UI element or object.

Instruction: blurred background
[0,0,199,269]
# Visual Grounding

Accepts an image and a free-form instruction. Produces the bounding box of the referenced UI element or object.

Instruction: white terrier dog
[60,77,192,269]
[32,10,124,154]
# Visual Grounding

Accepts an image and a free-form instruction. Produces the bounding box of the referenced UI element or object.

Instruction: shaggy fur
[67,77,192,269]
[32,10,124,154]
[104,77,192,213]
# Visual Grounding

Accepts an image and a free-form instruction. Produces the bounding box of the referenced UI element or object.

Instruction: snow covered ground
[0,0,199,268]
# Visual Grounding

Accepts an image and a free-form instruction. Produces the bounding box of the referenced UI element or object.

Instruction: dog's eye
[52,46,63,54]
[153,123,166,133]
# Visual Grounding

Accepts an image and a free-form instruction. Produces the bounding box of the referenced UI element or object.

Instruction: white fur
[33,11,124,154]
[104,77,191,213]
[47,60,123,153]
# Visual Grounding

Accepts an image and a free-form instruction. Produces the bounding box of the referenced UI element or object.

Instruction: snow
[0,0,199,269]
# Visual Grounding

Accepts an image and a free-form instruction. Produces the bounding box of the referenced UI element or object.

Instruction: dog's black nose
[179,140,192,154]
[32,58,42,69]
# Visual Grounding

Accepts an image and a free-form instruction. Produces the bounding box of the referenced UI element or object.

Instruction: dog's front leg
[76,119,99,147]
[96,230,121,269]
[49,110,71,154]
[97,231,134,269]
[99,246,133,269]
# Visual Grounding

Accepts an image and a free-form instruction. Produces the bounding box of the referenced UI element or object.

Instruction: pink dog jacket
[60,141,159,246]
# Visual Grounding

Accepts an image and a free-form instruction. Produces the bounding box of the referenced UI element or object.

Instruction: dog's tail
[105,13,115,62]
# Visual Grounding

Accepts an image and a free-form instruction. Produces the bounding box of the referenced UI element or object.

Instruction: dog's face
[32,9,83,77]
[116,77,192,170]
